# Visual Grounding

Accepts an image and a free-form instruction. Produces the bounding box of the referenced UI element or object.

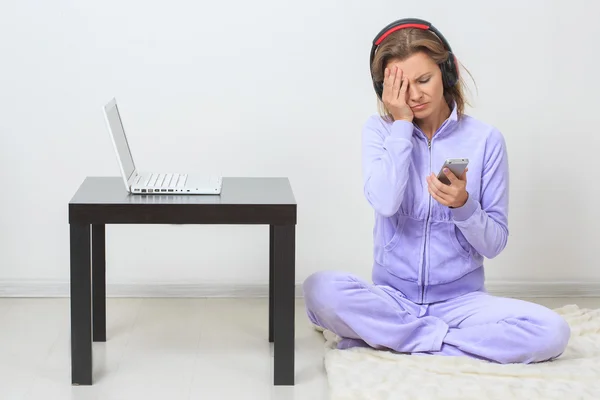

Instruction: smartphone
[437,158,469,185]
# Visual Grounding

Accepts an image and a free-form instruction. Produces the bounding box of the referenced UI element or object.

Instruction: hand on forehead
[385,52,438,82]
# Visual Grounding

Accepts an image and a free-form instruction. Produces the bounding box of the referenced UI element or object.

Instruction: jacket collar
[447,100,459,124]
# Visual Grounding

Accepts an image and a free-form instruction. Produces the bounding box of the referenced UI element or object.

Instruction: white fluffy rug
[320,304,600,399]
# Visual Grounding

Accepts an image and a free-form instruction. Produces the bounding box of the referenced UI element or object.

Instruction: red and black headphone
[370,18,459,99]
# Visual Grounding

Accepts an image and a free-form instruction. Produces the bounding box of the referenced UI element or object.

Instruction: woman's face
[385,51,446,120]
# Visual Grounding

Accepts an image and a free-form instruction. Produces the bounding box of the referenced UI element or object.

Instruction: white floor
[1,297,599,400]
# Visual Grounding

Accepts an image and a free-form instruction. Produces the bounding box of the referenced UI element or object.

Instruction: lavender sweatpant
[303,271,571,364]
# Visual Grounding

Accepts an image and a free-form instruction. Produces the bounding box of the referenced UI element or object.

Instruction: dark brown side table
[68,177,297,385]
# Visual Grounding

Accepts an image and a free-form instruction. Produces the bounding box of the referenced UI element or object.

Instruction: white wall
[1,0,599,294]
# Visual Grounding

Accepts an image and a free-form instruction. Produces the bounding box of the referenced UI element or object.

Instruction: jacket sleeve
[450,128,509,258]
[362,116,415,217]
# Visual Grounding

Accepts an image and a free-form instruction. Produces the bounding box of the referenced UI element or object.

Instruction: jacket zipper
[422,138,432,304]
[419,119,450,304]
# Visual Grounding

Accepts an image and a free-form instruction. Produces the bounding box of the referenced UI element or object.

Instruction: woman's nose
[409,85,422,101]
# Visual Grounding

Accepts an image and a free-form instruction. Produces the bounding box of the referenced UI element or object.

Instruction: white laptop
[102,98,222,195]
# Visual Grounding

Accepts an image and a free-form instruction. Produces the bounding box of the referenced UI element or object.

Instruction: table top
[70,177,297,205]
[68,177,297,225]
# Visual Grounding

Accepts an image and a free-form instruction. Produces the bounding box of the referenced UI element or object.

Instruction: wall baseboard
[1,280,600,298]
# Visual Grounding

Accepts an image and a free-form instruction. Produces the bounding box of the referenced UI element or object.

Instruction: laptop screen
[104,100,136,181]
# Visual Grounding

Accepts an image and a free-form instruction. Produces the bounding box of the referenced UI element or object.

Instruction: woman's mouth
[411,103,428,111]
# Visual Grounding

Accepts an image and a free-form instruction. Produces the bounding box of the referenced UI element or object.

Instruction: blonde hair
[370,28,475,122]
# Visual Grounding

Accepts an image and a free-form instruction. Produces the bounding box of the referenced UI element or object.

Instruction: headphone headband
[370,18,459,99]
[372,18,453,51]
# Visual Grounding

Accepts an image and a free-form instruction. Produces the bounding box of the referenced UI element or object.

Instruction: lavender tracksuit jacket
[362,104,509,304]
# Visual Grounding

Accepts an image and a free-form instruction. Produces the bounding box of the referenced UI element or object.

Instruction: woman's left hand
[427,168,469,208]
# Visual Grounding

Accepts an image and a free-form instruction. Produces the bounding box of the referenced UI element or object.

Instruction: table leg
[70,223,93,385]
[272,224,295,385]
[92,224,106,342]
[269,225,274,343]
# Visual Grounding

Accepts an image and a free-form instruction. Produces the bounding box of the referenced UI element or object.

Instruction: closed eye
[418,78,430,84]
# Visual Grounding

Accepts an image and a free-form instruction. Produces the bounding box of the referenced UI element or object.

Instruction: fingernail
[444,168,449,173]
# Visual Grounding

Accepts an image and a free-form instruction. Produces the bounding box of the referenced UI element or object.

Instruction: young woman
[302,18,570,364]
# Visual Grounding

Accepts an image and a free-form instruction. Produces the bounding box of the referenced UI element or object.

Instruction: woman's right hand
[382,66,414,122]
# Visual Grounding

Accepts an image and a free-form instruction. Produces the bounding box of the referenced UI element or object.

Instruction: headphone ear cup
[452,54,460,80]
[441,52,459,88]
[373,81,384,100]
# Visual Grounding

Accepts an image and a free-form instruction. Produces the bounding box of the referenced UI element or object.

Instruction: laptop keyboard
[143,173,188,188]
